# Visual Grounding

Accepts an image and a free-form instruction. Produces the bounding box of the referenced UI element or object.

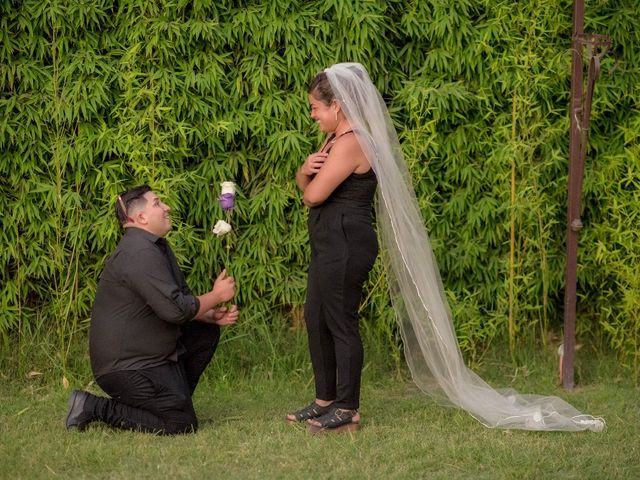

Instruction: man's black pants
[86,321,220,435]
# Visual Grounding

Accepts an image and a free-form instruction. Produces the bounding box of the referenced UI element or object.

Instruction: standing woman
[286,68,378,431]
[286,63,605,434]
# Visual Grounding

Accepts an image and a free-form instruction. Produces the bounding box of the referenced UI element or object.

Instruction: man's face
[138,191,172,237]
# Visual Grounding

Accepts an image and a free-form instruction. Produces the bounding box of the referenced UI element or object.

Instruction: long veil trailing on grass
[325,62,604,432]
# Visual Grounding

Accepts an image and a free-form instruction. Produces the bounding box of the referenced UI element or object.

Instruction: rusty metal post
[563,0,611,389]
[562,0,585,391]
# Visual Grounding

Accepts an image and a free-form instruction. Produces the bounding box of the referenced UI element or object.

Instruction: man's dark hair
[308,71,335,106]
[115,185,152,226]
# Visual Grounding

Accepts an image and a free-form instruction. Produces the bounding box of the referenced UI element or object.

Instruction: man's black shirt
[90,228,200,379]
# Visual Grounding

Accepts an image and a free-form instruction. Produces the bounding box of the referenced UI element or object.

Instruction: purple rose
[219,193,235,211]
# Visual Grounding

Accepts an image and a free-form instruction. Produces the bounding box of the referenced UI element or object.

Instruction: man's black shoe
[65,389,92,431]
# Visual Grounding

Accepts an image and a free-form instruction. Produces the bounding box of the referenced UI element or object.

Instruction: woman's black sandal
[307,407,360,433]
[286,402,332,423]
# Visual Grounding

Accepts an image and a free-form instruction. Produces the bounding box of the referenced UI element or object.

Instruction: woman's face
[308,93,338,134]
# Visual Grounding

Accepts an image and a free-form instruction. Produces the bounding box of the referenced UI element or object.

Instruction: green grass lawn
[1,349,638,479]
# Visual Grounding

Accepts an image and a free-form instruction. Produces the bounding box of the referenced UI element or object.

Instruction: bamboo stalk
[509,94,517,354]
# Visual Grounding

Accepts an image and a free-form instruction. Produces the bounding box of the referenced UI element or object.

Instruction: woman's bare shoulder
[332,132,365,156]
[331,132,370,172]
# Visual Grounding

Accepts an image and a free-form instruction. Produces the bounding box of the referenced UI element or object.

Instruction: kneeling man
[66,185,237,435]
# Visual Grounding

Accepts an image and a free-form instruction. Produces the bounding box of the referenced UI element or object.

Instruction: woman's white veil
[325,62,604,432]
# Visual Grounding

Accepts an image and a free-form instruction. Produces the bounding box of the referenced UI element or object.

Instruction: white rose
[212,220,232,236]
[220,181,236,196]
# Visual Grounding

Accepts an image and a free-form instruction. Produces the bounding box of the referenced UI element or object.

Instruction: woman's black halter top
[320,130,377,209]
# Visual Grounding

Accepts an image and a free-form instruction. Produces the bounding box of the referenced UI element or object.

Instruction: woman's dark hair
[115,184,152,225]
[308,71,335,105]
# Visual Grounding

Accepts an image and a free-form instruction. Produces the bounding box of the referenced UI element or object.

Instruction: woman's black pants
[305,205,377,410]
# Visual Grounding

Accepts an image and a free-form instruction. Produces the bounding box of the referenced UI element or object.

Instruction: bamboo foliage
[1,0,638,375]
